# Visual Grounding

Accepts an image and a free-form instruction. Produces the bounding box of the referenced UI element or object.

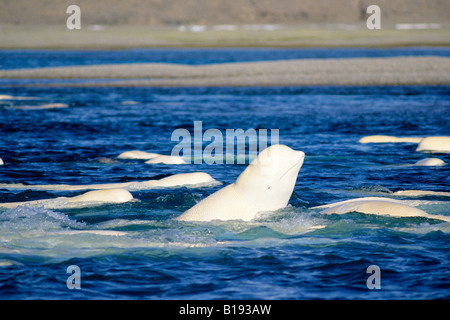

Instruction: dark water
[0,47,449,69]
[0,49,449,300]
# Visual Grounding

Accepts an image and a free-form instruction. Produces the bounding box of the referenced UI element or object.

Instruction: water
[0,47,449,70]
[0,49,449,300]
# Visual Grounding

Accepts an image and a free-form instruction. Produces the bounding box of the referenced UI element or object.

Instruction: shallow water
[1,47,449,70]
[0,49,449,300]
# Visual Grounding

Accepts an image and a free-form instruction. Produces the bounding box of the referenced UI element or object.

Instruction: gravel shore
[0,57,449,87]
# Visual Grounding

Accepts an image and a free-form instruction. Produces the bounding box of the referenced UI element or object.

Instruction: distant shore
[0,25,449,49]
[1,57,449,87]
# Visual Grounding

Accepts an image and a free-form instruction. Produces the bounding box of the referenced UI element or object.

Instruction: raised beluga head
[176,144,305,221]
[234,144,305,213]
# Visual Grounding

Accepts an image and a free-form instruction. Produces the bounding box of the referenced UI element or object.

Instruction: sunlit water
[0,49,449,299]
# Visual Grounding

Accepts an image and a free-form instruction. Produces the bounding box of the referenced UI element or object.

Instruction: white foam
[264,212,327,235]
[96,219,157,229]
[0,206,86,232]
[52,230,127,236]
[395,223,450,235]
[0,259,21,267]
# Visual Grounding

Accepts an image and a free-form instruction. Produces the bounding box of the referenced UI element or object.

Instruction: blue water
[0,49,449,300]
[0,47,450,69]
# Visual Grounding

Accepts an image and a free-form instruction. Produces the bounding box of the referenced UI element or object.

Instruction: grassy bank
[0,25,449,49]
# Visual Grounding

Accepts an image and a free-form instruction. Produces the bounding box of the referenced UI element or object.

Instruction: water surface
[0,49,449,300]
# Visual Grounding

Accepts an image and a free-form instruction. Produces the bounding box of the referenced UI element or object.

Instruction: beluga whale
[312,197,450,222]
[413,158,446,166]
[358,135,423,144]
[0,189,134,209]
[117,150,160,160]
[416,136,450,153]
[176,144,305,222]
[0,172,219,191]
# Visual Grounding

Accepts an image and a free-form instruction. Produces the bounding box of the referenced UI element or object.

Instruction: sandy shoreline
[0,57,449,87]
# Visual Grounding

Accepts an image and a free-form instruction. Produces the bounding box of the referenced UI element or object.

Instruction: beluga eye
[267,186,271,190]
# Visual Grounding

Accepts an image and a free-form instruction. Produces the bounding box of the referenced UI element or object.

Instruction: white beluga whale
[358,135,423,144]
[117,150,160,160]
[313,197,450,222]
[121,100,139,105]
[145,155,186,165]
[413,158,446,166]
[392,190,450,197]
[117,151,186,164]
[416,136,450,153]
[68,189,133,203]
[134,172,217,188]
[0,172,220,191]
[11,103,68,110]
[0,94,37,100]
[176,144,305,222]
[0,157,3,165]
[0,189,134,209]
[358,135,450,153]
